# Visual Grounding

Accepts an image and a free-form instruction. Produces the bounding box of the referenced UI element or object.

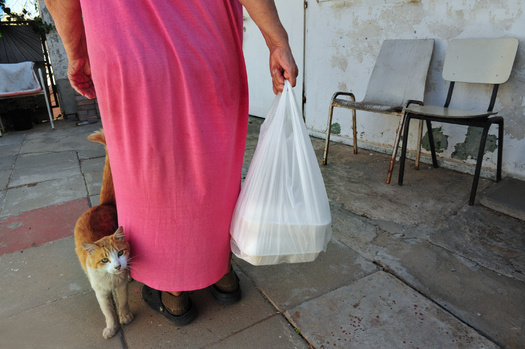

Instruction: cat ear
[82,243,97,255]
[113,226,125,241]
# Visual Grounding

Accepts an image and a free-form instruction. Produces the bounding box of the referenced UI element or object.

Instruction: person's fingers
[69,72,96,98]
[70,79,96,99]
[68,58,96,99]
[283,59,298,87]
[269,46,298,94]
[271,67,285,94]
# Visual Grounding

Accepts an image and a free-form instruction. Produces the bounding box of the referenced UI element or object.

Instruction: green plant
[1,0,54,35]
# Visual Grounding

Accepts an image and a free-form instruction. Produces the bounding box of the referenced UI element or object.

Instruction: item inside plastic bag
[230,81,331,266]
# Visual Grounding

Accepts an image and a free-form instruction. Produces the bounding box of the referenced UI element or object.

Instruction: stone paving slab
[0,143,23,157]
[206,314,309,349]
[383,239,525,349]
[314,138,490,226]
[430,204,525,282]
[0,131,25,146]
[330,203,525,348]
[0,236,123,348]
[0,169,10,190]
[0,132,25,157]
[0,155,16,189]
[9,151,80,187]
[234,240,378,311]
[286,271,498,349]
[480,177,525,221]
[0,198,88,255]
[0,237,91,319]
[1,116,523,349]
[0,291,125,349]
[19,122,101,155]
[0,154,16,171]
[81,156,104,197]
[358,236,524,348]
[123,268,282,349]
[329,203,382,256]
[1,174,87,216]
[78,147,106,161]
[90,194,101,207]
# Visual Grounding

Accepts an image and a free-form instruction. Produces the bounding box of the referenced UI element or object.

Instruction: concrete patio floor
[0,116,523,348]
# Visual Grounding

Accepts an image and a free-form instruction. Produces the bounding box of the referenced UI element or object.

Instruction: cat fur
[74,129,133,339]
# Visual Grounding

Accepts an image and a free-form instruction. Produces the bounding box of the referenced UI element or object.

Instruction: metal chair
[323,39,434,184]
[0,62,54,136]
[398,38,519,205]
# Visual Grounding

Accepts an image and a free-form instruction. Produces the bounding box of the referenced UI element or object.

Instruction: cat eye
[118,250,124,257]
[101,258,109,263]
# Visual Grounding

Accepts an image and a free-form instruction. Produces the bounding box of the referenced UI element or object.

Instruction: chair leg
[398,114,412,186]
[469,124,491,205]
[496,118,504,182]
[415,120,423,170]
[386,112,405,184]
[38,68,55,130]
[426,120,439,168]
[323,104,335,165]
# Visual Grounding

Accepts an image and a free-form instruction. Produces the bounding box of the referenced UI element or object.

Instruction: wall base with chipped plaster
[304,0,525,180]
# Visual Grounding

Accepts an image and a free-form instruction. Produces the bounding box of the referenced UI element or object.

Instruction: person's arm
[44,0,96,99]
[239,0,298,94]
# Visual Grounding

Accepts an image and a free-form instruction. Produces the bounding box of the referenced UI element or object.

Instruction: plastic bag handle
[284,80,292,92]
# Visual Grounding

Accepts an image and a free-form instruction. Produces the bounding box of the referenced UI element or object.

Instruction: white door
[242,0,305,118]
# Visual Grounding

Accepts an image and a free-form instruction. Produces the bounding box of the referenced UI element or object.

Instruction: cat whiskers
[125,255,138,272]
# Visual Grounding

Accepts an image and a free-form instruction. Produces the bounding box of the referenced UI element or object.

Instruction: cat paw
[120,312,134,325]
[103,326,118,339]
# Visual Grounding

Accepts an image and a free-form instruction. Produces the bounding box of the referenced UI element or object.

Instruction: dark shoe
[209,270,242,305]
[142,285,197,326]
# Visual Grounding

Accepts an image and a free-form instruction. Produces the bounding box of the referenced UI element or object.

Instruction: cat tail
[88,130,116,206]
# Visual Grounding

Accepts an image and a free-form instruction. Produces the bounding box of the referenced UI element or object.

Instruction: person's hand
[68,57,96,99]
[269,45,298,94]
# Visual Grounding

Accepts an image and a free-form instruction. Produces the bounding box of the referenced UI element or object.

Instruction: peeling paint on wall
[452,127,498,161]
[304,0,525,178]
[495,82,525,141]
[330,55,349,72]
[422,127,448,153]
[337,82,349,91]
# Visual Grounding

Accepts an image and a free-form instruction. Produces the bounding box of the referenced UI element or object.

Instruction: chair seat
[405,105,497,119]
[333,98,403,114]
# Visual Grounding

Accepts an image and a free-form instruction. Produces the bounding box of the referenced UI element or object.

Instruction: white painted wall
[243,0,305,118]
[302,0,525,180]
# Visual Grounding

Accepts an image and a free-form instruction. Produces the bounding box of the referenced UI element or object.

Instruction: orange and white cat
[74,130,133,339]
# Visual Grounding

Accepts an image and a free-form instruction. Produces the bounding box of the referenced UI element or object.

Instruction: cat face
[82,227,130,275]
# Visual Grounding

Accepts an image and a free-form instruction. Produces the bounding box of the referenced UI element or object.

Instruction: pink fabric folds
[79,0,249,291]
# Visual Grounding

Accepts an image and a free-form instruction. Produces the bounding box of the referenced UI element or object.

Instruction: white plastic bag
[230,80,331,266]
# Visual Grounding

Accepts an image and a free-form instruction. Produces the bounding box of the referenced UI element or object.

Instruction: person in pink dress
[45,0,297,325]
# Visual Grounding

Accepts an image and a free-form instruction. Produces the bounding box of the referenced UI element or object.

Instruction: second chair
[323,39,434,183]
[398,38,519,205]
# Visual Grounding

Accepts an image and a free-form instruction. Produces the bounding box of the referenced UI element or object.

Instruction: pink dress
[79,0,249,291]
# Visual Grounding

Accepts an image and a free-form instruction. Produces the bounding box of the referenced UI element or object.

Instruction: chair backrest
[443,38,519,84]
[362,39,434,107]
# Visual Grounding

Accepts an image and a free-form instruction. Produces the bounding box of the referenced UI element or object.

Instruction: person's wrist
[263,29,290,52]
